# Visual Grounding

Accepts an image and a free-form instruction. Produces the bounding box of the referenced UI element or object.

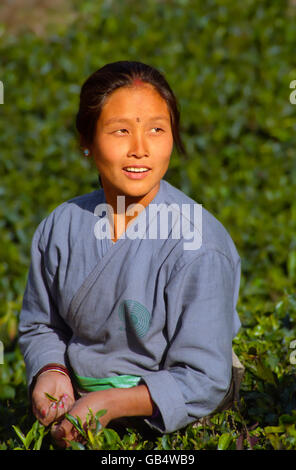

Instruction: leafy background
[0,0,296,450]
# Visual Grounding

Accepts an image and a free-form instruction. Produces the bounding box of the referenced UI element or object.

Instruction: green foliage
[64,409,152,450]
[1,0,296,450]
[12,420,49,450]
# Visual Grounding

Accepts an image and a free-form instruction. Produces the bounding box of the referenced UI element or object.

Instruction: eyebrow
[103,116,170,126]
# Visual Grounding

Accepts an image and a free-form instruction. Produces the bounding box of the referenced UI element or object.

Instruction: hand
[50,390,112,448]
[50,385,154,448]
[32,371,75,426]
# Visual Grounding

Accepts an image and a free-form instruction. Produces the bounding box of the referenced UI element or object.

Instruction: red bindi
[132,77,145,86]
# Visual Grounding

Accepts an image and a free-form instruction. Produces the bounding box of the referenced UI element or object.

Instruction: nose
[127,130,149,158]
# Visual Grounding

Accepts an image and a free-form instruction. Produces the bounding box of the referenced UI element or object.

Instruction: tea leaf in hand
[45,392,59,402]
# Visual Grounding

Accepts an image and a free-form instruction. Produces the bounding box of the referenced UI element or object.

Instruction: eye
[114,128,129,135]
[150,127,164,133]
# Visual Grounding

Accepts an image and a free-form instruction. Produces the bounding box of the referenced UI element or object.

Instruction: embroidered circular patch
[118,300,151,338]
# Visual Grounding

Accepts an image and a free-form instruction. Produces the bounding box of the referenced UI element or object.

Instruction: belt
[74,373,141,392]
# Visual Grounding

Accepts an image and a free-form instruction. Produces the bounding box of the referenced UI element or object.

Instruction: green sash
[75,374,141,392]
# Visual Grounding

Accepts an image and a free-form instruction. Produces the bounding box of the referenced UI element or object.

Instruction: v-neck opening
[101,180,165,252]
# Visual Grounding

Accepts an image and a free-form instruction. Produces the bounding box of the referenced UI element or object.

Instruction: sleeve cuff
[140,370,189,433]
[24,351,68,389]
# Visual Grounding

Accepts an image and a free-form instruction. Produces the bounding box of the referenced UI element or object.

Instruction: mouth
[122,166,151,179]
[123,166,151,173]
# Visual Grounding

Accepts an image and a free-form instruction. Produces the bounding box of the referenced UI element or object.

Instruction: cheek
[94,137,123,162]
[157,138,173,162]
[163,132,174,153]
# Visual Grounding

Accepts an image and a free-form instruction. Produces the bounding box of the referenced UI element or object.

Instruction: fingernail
[59,402,64,408]
[41,409,47,417]
[52,403,57,409]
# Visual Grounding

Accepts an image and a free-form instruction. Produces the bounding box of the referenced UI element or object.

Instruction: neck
[102,182,160,215]
[101,181,161,242]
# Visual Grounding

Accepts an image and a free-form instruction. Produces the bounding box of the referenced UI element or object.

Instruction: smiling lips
[123,165,151,172]
[122,165,151,179]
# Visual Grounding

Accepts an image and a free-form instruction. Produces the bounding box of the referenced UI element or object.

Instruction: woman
[19,61,243,447]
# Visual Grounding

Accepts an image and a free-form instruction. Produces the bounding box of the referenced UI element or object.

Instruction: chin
[123,187,151,198]
[121,181,153,195]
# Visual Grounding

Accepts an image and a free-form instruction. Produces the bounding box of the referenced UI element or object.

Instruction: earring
[83,149,90,157]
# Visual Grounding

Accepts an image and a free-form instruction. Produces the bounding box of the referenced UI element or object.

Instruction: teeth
[124,167,149,173]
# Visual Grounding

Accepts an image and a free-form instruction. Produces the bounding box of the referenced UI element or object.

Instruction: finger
[51,394,74,422]
[38,393,73,426]
[51,418,77,448]
[43,401,59,425]
[32,398,51,425]
[51,422,67,448]
[59,394,75,413]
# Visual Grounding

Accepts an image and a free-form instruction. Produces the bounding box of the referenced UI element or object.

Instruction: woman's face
[89,83,173,202]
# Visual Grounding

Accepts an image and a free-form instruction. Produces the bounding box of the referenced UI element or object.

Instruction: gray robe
[18,178,241,433]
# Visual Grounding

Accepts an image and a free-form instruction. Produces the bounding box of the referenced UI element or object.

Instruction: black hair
[76,60,186,156]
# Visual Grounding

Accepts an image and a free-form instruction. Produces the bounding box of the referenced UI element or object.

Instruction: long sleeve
[18,222,72,388]
[141,249,241,433]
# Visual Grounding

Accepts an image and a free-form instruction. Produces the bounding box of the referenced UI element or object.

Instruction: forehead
[100,84,170,118]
